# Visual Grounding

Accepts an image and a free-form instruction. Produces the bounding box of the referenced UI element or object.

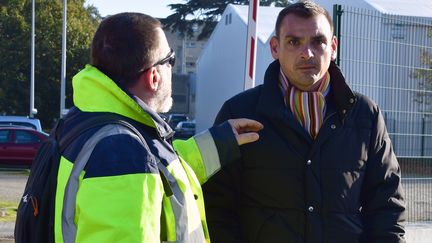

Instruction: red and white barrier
[244,0,259,90]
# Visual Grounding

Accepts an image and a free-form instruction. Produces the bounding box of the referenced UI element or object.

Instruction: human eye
[313,37,327,46]
[287,38,300,46]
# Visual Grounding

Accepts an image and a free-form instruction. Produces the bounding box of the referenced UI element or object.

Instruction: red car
[0,126,48,167]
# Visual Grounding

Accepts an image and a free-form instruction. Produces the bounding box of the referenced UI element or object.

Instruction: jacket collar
[72,64,174,139]
[257,60,357,121]
[133,95,174,138]
[327,61,357,119]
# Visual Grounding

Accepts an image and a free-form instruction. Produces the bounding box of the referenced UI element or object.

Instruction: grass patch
[0,201,18,222]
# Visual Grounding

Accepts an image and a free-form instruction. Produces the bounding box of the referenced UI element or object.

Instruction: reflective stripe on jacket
[54,65,239,243]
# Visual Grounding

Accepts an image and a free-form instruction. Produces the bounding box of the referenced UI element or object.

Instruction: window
[186,62,196,67]
[225,13,232,25]
[186,42,196,48]
[15,130,40,144]
[0,130,10,143]
[182,122,195,129]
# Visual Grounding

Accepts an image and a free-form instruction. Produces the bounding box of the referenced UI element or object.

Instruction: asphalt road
[0,170,28,242]
[0,170,28,203]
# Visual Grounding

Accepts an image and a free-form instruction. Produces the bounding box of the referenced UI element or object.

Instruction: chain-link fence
[334,5,432,222]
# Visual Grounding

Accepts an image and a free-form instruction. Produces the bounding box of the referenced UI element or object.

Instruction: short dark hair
[275,0,333,37]
[91,12,161,86]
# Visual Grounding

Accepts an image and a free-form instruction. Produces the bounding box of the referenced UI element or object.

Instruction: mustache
[295,60,318,67]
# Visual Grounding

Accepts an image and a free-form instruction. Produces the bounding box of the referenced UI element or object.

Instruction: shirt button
[306,160,312,165]
[349,98,355,104]
[331,124,336,129]
[342,109,346,114]
[308,206,314,212]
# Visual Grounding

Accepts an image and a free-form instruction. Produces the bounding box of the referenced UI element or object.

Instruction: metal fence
[334,5,432,222]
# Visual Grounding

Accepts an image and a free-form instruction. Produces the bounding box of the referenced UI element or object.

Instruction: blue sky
[84,0,183,18]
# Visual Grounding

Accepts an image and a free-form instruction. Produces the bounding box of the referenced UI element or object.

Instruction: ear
[331,35,338,61]
[270,36,280,59]
[140,67,161,92]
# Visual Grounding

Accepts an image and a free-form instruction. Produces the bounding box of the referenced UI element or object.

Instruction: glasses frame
[139,48,175,74]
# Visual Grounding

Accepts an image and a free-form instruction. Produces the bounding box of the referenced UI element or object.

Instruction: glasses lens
[168,55,176,66]
[139,49,175,73]
[155,49,175,67]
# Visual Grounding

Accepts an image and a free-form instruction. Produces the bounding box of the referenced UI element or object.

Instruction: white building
[196,4,281,132]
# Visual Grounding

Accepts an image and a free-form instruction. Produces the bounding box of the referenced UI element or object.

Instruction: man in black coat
[203,1,406,242]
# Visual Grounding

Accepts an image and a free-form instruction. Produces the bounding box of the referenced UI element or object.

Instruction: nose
[300,45,314,60]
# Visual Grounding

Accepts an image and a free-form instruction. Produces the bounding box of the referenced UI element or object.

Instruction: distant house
[195,1,432,157]
[164,24,207,75]
[163,24,208,117]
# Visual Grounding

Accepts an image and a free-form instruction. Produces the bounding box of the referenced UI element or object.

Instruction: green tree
[0,0,100,129]
[162,0,291,40]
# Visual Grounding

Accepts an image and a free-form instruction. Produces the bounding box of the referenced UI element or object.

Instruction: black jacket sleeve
[202,101,245,243]
[361,107,406,243]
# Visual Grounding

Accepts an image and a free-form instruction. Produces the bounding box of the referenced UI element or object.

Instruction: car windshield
[182,123,195,129]
[170,116,187,123]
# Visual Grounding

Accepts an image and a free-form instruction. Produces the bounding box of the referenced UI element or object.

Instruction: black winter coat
[203,61,406,243]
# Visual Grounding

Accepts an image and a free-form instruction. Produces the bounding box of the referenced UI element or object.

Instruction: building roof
[364,0,432,18]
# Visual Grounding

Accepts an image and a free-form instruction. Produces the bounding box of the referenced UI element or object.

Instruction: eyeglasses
[139,48,176,73]
[154,48,176,67]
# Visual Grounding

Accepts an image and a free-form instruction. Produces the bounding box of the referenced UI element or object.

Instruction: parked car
[0,126,48,167]
[167,114,189,129]
[0,115,43,132]
[174,120,196,139]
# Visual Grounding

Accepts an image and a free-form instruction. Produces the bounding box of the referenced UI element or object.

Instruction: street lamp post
[60,0,67,117]
[29,0,37,117]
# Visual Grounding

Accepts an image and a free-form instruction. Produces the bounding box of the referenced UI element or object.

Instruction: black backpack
[14,113,147,243]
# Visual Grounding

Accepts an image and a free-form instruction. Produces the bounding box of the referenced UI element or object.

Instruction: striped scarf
[279,69,331,139]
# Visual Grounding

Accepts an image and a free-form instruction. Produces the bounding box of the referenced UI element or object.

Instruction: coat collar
[72,64,174,139]
[257,60,357,121]
[327,61,357,119]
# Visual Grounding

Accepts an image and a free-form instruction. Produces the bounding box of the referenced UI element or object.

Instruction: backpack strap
[58,113,147,152]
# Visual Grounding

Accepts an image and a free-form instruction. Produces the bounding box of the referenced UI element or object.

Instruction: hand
[228,118,263,145]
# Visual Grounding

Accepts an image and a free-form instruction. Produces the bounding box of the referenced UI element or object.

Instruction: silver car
[0,116,43,132]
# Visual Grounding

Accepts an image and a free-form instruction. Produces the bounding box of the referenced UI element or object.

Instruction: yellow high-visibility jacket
[54,65,240,243]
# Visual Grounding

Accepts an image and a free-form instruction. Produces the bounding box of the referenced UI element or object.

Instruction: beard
[154,79,173,113]
[157,96,173,113]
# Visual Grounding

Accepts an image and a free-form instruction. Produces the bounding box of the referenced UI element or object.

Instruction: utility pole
[29,0,37,117]
[60,0,67,117]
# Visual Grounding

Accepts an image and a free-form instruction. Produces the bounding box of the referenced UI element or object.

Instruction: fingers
[237,132,260,145]
[228,118,264,132]
[228,118,264,145]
